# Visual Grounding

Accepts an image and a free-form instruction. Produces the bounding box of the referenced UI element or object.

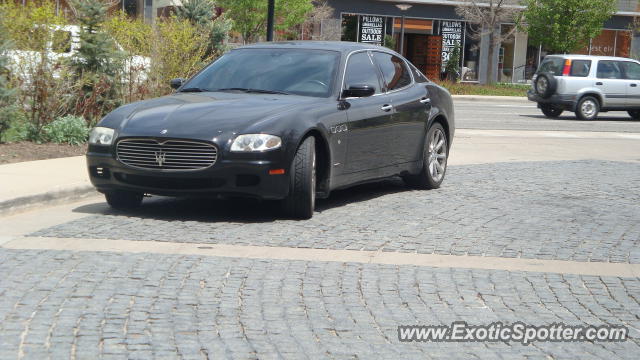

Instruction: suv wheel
[540,104,563,118]
[403,123,448,189]
[534,72,557,99]
[575,96,599,120]
[105,191,143,210]
[628,110,640,120]
[282,136,316,219]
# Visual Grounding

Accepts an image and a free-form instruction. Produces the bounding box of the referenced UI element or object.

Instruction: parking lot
[1,99,639,359]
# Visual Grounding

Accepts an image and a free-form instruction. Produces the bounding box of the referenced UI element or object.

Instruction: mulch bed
[0,142,87,165]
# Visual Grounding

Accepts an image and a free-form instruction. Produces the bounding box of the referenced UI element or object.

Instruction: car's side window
[343,52,382,94]
[372,52,412,91]
[596,61,623,79]
[569,60,591,77]
[409,63,429,83]
[621,62,640,80]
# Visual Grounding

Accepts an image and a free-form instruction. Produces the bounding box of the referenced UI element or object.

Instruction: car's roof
[238,41,395,55]
[545,54,638,62]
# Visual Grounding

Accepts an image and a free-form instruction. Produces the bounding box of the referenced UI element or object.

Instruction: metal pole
[399,15,405,56]
[267,0,275,41]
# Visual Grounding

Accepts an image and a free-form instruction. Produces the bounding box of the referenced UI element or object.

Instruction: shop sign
[441,21,463,66]
[358,15,385,46]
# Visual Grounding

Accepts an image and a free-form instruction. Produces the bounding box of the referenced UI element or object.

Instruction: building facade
[324,0,640,83]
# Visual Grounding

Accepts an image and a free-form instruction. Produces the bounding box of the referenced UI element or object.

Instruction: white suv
[527,55,640,120]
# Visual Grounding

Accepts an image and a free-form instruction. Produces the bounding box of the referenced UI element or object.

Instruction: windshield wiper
[179,87,210,93]
[215,88,291,95]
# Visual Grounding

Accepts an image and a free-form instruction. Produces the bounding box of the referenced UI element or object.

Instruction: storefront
[326,0,639,84]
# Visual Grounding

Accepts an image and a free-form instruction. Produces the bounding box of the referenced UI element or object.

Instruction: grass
[436,81,530,97]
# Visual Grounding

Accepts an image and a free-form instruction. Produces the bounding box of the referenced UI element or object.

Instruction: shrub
[0,1,72,139]
[0,106,30,143]
[41,115,88,145]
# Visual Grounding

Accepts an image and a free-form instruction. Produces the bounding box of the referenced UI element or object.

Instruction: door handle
[381,104,393,112]
[420,97,431,104]
[632,84,638,87]
[596,82,603,86]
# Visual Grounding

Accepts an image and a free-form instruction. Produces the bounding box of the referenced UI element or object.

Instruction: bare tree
[301,1,341,41]
[455,0,522,84]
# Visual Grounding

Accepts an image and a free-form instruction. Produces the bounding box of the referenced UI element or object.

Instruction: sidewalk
[452,94,529,103]
[0,156,96,215]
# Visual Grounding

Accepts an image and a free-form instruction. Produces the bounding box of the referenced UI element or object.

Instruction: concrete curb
[453,95,530,103]
[0,185,98,217]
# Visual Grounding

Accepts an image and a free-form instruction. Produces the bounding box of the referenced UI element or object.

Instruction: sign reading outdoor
[440,21,463,67]
[358,15,385,46]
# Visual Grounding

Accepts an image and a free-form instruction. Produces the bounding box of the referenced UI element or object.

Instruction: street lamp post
[267,0,276,41]
[396,4,412,56]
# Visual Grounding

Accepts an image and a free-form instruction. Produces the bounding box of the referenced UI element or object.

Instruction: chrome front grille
[116,138,218,171]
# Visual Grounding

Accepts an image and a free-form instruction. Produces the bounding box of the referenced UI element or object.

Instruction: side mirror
[170,78,185,90]
[342,84,376,98]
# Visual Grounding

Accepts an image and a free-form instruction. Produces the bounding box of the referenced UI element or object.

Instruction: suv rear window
[570,60,591,77]
[537,57,564,75]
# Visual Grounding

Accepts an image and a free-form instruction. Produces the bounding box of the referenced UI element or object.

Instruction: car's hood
[116,92,315,140]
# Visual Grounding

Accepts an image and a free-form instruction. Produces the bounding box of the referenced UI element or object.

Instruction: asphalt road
[1,101,639,359]
[455,100,640,133]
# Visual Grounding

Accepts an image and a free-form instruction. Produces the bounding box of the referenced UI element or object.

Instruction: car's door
[342,51,394,173]
[371,51,429,165]
[619,61,640,107]
[595,60,627,107]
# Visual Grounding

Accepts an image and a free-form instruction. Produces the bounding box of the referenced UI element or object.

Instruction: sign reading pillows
[441,21,463,67]
[358,15,385,46]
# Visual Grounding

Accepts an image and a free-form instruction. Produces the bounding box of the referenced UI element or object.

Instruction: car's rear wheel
[282,136,316,219]
[575,96,599,120]
[403,123,448,189]
[105,191,143,210]
[628,110,640,120]
[540,104,563,118]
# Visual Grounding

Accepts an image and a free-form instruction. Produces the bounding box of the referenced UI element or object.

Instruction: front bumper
[87,145,290,200]
[527,90,577,110]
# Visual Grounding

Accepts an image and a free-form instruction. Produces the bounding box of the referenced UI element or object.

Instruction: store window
[498,25,516,83]
[577,29,632,57]
[462,23,480,82]
[341,13,393,47]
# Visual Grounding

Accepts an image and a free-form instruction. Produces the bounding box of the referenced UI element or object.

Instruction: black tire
[282,136,316,219]
[105,191,143,210]
[628,110,640,120]
[534,72,557,99]
[403,123,448,189]
[575,96,600,120]
[540,104,563,118]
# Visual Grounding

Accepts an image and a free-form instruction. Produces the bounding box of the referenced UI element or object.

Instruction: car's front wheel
[540,104,563,118]
[575,96,600,120]
[403,123,448,189]
[628,110,640,120]
[105,191,143,210]
[282,136,316,219]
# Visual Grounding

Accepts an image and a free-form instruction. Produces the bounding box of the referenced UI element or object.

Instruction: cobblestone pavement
[1,249,639,360]
[455,101,640,133]
[34,160,640,263]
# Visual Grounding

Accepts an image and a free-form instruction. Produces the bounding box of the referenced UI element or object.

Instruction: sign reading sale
[359,15,385,46]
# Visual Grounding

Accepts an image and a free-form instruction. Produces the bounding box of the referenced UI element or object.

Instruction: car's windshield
[183,48,340,98]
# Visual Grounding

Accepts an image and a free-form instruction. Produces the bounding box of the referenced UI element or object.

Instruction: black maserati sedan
[87,41,455,219]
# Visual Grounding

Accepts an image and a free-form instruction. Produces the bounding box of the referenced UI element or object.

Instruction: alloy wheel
[427,128,447,182]
[581,99,597,118]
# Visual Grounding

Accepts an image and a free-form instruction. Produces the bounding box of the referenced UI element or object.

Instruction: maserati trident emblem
[160,129,168,135]
[154,151,167,167]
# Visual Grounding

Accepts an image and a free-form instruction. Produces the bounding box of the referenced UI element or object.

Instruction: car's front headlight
[89,127,115,146]
[231,134,282,152]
